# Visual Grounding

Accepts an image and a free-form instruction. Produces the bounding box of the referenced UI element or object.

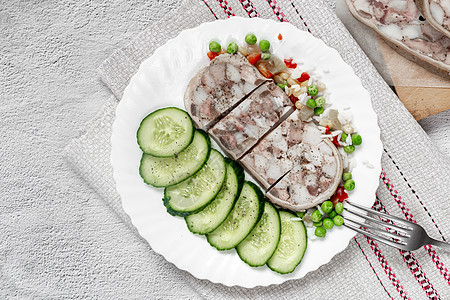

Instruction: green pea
[307,85,318,96]
[334,202,344,214]
[342,172,352,181]
[352,134,362,146]
[227,42,238,54]
[296,211,306,218]
[277,83,287,90]
[333,215,344,226]
[259,39,270,52]
[314,107,324,115]
[341,132,348,142]
[315,96,326,107]
[344,145,355,154]
[313,221,323,227]
[311,210,323,223]
[323,218,334,230]
[315,227,327,238]
[321,201,333,214]
[245,33,257,45]
[344,179,355,191]
[209,41,221,53]
[261,52,271,60]
[306,98,316,108]
[328,210,337,219]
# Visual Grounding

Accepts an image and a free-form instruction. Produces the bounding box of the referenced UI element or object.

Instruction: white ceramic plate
[111,17,382,288]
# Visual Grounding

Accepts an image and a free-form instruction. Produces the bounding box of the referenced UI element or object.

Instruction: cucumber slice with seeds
[164,149,226,216]
[139,130,210,187]
[266,210,307,274]
[207,181,264,251]
[236,201,281,267]
[185,159,244,234]
[137,107,194,157]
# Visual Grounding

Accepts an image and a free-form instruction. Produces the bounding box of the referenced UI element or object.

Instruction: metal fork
[343,201,450,251]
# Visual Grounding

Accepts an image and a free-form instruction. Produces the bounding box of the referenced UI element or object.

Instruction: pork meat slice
[416,0,450,38]
[239,111,301,189]
[346,0,450,79]
[184,53,267,129]
[256,113,343,211]
[241,111,343,210]
[208,82,294,160]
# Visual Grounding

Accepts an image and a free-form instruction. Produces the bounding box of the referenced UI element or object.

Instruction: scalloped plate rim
[110,17,383,288]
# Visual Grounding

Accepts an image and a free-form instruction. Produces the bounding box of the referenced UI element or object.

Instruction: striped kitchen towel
[66,0,450,298]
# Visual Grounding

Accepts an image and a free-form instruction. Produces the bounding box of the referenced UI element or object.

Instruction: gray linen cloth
[65,0,450,298]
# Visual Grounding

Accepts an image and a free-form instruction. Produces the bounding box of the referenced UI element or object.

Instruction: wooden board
[376,35,450,120]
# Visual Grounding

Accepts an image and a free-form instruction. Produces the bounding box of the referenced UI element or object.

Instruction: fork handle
[429,238,450,250]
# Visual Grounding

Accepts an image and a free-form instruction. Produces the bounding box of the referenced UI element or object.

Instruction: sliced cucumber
[163,149,226,216]
[137,107,194,157]
[266,210,307,274]
[185,159,244,234]
[207,181,264,251]
[236,201,281,267]
[139,130,210,187]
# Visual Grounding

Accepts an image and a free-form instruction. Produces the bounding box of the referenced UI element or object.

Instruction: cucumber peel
[139,130,211,187]
[185,159,245,234]
[207,181,265,251]
[137,107,194,157]
[164,149,226,216]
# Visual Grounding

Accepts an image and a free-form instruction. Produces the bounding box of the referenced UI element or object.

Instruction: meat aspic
[416,0,450,38]
[242,112,343,211]
[346,0,450,79]
[240,115,295,190]
[184,53,267,130]
[208,82,294,160]
[184,54,343,211]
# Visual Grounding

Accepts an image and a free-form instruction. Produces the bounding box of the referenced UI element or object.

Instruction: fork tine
[344,205,411,235]
[343,222,409,250]
[346,201,412,229]
[344,215,409,242]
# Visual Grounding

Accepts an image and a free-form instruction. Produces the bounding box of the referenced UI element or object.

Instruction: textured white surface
[1,0,449,298]
[0,1,198,299]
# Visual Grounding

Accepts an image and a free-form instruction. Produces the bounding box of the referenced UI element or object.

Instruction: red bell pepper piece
[336,186,348,202]
[255,63,273,78]
[248,53,261,65]
[284,58,297,69]
[331,193,340,207]
[207,51,219,61]
[332,135,341,147]
[290,95,298,105]
[296,72,310,82]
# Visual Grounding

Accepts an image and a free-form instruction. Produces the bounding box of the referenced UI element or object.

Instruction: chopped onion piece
[298,106,314,121]
[342,124,354,134]
[280,72,289,80]
[238,45,248,56]
[319,118,333,128]
[327,109,342,130]
[266,55,287,74]
[287,76,299,86]
[273,74,284,84]
[247,44,260,55]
